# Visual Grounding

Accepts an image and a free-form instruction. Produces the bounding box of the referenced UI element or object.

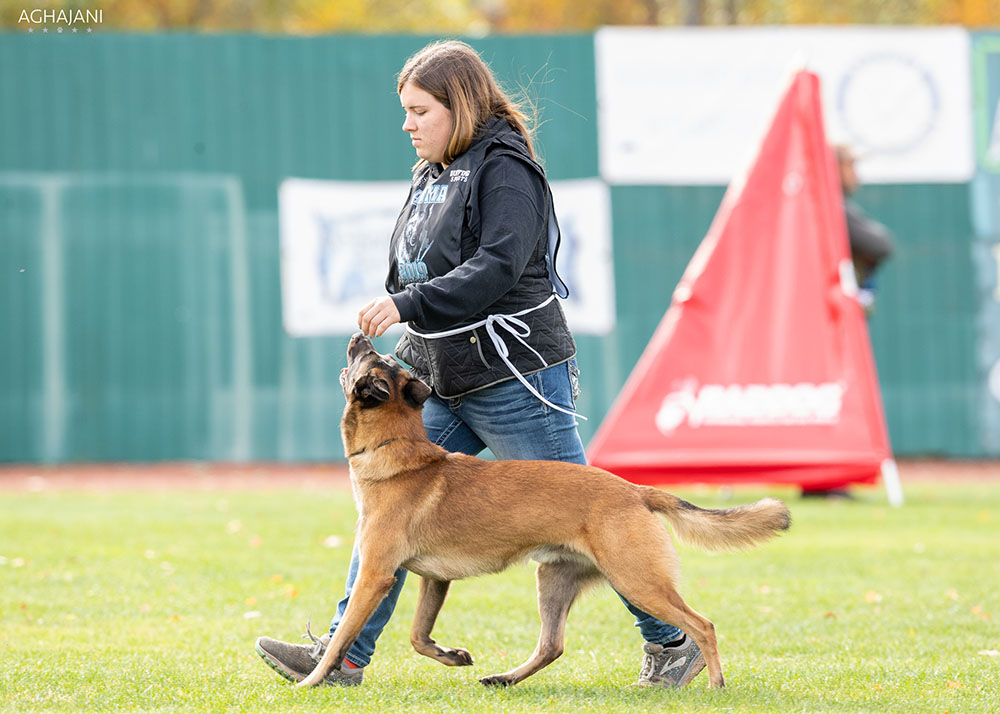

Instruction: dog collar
[348,437,405,458]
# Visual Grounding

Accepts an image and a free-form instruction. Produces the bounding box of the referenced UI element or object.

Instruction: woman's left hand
[358,297,401,338]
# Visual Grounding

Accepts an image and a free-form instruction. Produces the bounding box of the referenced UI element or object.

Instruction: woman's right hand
[358,297,401,338]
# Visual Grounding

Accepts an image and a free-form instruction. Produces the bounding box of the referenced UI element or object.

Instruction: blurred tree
[2,0,998,31]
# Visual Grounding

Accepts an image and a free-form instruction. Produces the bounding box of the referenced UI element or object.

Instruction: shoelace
[638,652,655,679]
[302,620,327,660]
[406,294,585,421]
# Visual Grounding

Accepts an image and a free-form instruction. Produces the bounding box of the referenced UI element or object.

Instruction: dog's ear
[403,377,432,407]
[354,374,391,405]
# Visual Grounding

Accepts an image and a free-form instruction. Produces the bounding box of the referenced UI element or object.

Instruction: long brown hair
[397,40,535,166]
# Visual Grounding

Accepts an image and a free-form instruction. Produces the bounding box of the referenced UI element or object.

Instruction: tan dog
[299,333,790,689]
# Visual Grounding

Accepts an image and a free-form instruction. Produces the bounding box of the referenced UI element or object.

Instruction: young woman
[256,40,704,689]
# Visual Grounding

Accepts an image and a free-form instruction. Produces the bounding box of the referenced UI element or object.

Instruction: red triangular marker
[589,70,894,494]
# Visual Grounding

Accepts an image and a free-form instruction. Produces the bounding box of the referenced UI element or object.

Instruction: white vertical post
[881,458,904,507]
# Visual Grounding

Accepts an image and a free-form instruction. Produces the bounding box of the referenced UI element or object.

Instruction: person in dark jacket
[802,145,895,500]
[256,39,704,689]
[836,144,894,312]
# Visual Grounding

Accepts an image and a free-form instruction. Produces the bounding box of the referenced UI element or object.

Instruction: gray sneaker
[636,637,705,688]
[255,623,364,687]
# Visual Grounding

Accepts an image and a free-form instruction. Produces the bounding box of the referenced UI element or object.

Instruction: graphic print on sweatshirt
[396,173,448,287]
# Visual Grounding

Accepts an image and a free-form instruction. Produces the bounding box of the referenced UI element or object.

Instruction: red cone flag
[588,70,892,490]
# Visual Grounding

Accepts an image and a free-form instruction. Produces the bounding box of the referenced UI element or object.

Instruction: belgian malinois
[299,333,790,689]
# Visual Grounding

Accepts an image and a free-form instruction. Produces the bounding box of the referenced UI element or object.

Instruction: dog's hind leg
[410,577,474,667]
[594,519,725,688]
[480,559,599,687]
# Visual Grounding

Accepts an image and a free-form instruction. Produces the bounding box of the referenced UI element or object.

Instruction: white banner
[279,178,615,337]
[596,26,973,185]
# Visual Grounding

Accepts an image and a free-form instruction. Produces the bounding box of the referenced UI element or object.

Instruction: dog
[299,333,790,689]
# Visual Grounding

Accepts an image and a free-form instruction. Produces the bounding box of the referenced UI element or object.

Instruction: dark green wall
[0,33,988,461]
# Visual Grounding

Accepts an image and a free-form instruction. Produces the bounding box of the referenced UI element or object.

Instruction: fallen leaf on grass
[323,535,344,548]
[270,574,283,584]
[244,611,262,619]
[978,650,1000,657]
[865,591,883,604]
[248,536,262,548]
[946,680,963,689]
[140,604,152,613]
[971,605,991,620]
[824,612,837,619]
[758,585,772,595]
[946,588,959,600]
[170,614,181,623]
[226,520,242,534]
[245,597,257,607]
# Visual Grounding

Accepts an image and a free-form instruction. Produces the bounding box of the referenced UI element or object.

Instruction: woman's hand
[358,297,401,338]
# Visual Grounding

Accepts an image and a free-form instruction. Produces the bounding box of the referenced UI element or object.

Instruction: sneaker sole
[675,651,706,688]
[255,637,307,684]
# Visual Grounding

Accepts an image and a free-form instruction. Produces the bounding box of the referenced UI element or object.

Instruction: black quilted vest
[388,119,575,398]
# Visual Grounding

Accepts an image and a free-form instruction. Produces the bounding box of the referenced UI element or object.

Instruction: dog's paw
[479,674,515,687]
[440,647,474,667]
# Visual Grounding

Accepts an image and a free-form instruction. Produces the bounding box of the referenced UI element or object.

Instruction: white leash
[406,295,586,420]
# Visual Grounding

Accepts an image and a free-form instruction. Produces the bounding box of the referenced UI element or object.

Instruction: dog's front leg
[410,577,473,667]
[297,566,398,688]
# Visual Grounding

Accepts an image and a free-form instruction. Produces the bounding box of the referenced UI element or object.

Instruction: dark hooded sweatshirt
[387,117,575,398]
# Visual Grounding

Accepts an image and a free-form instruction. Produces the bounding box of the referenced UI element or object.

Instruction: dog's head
[341,333,432,411]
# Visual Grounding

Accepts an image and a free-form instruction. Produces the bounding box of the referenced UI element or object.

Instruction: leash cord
[405,295,586,421]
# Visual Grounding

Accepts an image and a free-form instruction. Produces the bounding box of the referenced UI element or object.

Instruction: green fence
[0,32,990,462]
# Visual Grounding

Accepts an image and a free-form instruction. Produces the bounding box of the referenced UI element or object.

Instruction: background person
[802,145,895,500]
[836,144,895,313]
[255,40,704,689]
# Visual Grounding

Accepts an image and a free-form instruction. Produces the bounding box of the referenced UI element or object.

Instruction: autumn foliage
[2,0,999,32]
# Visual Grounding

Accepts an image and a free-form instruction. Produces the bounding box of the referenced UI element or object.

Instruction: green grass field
[2,481,998,713]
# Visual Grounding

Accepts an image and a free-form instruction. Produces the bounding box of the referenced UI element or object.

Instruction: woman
[256,40,703,689]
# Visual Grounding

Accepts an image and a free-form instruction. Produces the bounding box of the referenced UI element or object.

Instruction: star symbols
[72,28,78,33]
[28,27,33,33]
[42,27,48,33]
[57,27,63,33]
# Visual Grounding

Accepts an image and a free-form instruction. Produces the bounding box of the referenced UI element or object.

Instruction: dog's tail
[641,487,790,552]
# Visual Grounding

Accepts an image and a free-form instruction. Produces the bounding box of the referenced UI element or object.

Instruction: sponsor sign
[655,380,845,434]
[971,34,1000,454]
[278,178,615,337]
[596,27,973,184]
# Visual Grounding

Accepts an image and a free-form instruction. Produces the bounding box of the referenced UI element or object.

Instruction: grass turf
[1,481,997,713]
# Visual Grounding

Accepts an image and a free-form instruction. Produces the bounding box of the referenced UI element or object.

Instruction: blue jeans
[330,359,683,666]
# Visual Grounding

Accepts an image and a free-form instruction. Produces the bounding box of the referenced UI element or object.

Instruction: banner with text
[597,26,973,185]
[279,178,615,337]
[971,33,1000,455]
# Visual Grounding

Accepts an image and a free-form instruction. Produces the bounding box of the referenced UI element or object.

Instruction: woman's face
[400,81,453,167]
